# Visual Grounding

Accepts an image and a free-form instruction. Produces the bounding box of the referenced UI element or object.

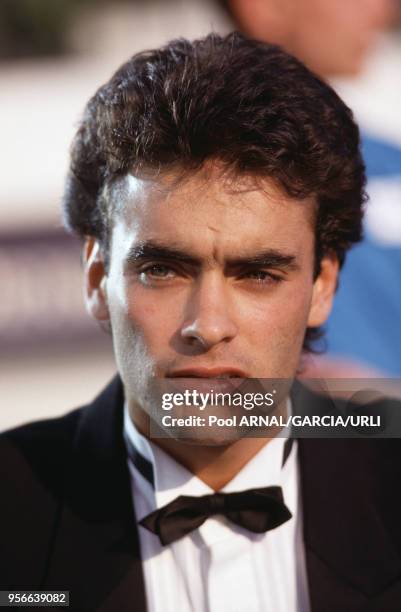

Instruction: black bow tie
[139,486,292,545]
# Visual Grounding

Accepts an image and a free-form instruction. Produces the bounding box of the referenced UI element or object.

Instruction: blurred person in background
[219,0,396,76]
[218,0,401,377]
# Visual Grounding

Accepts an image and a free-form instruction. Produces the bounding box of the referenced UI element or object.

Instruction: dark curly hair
[63,32,366,351]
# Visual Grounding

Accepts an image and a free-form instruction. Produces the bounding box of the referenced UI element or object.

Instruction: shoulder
[0,408,87,589]
[0,407,89,515]
[0,375,123,498]
[1,406,83,445]
[0,408,83,476]
[0,376,124,589]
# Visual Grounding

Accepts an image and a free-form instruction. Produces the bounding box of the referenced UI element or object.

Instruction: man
[1,33,401,612]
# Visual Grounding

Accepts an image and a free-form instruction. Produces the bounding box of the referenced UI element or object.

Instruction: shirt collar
[124,403,296,512]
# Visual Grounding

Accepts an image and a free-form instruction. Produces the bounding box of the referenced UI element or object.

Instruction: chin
[178,436,237,447]
[150,423,244,447]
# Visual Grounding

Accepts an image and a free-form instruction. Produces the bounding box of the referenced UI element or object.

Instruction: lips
[165,367,247,394]
[168,367,248,378]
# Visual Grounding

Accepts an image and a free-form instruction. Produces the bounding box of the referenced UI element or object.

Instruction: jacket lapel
[43,377,147,612]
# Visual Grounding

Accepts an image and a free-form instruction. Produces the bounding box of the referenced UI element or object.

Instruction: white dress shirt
[124,407,310,612]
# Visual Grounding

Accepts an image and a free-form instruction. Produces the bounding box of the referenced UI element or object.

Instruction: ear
[83,237,109,321]
[307,253,339,328]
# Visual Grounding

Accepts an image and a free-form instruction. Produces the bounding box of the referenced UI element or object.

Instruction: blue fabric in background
[325,134,401,376]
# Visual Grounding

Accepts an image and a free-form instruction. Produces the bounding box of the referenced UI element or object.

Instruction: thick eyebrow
[125,242,201,267]
[226,250,298,271]
[125,241,298,271]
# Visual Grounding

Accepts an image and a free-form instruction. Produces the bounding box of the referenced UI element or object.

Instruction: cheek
[252,279,312,332]
[243,278,313,364]
[108,285,162,394]
[125,287,179,353]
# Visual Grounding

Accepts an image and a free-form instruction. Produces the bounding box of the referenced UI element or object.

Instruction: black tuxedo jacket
[1,376,401,611]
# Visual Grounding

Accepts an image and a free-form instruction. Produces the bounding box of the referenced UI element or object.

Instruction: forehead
[107,166,316,258]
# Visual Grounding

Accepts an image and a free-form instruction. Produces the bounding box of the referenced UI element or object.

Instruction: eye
[139,264,176,282]
[242,270,282,284]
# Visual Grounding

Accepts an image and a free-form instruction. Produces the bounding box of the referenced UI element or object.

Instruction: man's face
[85,165,338,425]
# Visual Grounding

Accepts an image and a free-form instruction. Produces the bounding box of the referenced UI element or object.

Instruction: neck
[130,401,287,490]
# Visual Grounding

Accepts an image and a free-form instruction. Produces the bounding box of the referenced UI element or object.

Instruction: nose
[180,273,238,350]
